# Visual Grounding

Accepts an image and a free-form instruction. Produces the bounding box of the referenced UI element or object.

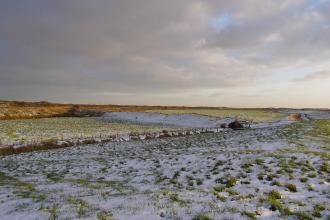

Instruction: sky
[0,0,330,108]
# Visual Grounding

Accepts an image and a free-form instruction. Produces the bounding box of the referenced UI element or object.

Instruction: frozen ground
[0,117,179,147]
[0,118,329,220]
[103,112,234,128]
[285,110,330,120]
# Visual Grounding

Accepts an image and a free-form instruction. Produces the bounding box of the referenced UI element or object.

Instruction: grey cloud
[294,70,330,82]
[0,0,329,103]
[205,0,330,65]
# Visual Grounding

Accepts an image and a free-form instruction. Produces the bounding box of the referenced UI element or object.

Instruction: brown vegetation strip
[0,100,285,120]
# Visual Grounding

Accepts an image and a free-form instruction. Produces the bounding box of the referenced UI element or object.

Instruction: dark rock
[220,123,227,128]
[228,120,243,130]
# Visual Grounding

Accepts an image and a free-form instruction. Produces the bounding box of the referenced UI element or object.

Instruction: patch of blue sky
[209,12,233,32]
[308,0,328,9]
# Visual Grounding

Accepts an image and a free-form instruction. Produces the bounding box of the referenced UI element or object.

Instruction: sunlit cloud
[0,0,329,107]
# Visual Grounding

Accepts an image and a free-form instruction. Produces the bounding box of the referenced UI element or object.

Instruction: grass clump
[255,159,264,165]
[268,199,291,215]
[299,177,309,183]
[213,185,226,192]
[312,204,325,218]
[268,190,281,200]
[97,210,114,220]
[172,171,180,179]
[320,162,329,173]
[285,183,297,192]
[225,176,238,187]
[215,193,226,202]
[196,178,203,186]
[242,211,256,220]
[67,196,92,218]
[307,173,317,178]
[226,189,240,196]
[46,172,64,182]
[294,212,313,220]
[270,181,282,186]
[192,213,213,220]
[168,193,187,205]
[264,191,291,215]
[39,205,58,220]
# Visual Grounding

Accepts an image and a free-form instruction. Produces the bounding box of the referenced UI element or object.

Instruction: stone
[228,120,243,130]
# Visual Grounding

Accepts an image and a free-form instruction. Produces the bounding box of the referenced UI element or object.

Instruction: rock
[288,113,302,121]
[220,123,227,128]
[145,134,154,139]
[159,130,172,138]
[119,134,130,141]
[228,120,243,130]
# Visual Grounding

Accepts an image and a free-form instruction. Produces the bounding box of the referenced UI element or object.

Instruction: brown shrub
[288,113,302,121]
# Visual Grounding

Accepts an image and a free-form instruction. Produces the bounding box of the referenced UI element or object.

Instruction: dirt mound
[288,113,302,121]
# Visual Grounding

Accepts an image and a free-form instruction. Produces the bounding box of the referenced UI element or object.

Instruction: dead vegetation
[0,100,283,120]
[288,113,302,121]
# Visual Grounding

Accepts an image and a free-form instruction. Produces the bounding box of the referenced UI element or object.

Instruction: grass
[263,190,291,215]
[242,211,257,220]
[320,162,330,173]
[285,183,297,192]
[0,172,46,202]
[46,172,65,182]
[0,117,177,146]
[312,204,325,218]
[294,212,313,220]
[307,119,330,137]
[217,175,239,187]
[268,190,281,200]
[97,210,114,220]
[67,196,93,218]
[167,192,188,206]
[39,204,59,220]
[299,177,309,183]
[146,109,286,122]
[213,185,226,193]
[70,178,134,194]
[267,198,291,215]
[0,112,329,219]
[192,213,213,220]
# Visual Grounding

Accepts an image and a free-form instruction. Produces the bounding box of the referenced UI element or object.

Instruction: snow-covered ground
[0,118,329,219]
[103,112,234,128]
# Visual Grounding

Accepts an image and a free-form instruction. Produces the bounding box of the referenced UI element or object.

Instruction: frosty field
[0,114,329,219]
[146,109,286,123]
[0,117,180,147]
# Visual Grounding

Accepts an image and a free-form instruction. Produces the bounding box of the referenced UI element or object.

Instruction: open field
[146,109,286,123]
[0,119,329,219]
[0,101,292,156]
[0,106,329,219]
[0,117,180,147]
[0,100,287,120]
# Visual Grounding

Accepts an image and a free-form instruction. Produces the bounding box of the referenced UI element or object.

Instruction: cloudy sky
[1,0,329,108]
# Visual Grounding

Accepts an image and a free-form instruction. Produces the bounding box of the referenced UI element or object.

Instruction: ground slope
[0,120,329,219]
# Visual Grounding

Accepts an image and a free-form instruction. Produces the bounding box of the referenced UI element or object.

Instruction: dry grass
[0,100,284,121]
[288,113,302,121]
[146,109,286,122]
[0,101,179,120]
